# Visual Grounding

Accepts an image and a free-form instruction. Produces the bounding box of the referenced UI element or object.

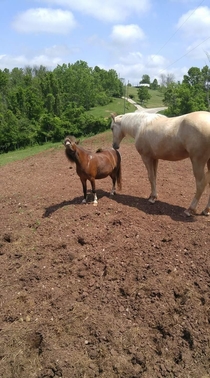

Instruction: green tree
[140,74,150,85]
[137,86,151,105]
[150,78,159,90]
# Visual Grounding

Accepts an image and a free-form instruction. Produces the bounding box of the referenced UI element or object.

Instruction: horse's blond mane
[114,112,165,126]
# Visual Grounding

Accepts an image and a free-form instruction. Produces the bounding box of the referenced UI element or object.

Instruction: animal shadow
[43,190,197,223]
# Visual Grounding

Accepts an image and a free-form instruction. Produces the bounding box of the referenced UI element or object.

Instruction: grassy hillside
[87,87,165,118]
[87,97,136,118]
[127,86,164,108]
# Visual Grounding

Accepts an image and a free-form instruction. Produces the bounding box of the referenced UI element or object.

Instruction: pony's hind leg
[110,176,117,195]
[202,159,210,216]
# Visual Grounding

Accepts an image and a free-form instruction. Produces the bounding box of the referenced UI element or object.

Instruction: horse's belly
[157,149,189,161]
[95,172,110,179]
[138,143,189,161]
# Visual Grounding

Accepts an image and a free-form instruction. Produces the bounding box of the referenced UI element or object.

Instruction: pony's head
[110,113,125,149]
[64,135,79,163]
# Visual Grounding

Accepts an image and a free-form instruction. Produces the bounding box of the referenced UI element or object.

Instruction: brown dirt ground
[0,132,210,378]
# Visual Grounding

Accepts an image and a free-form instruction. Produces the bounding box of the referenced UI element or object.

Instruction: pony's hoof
[93,202,98,206]
[82,199,87,204]
[201,208,210,216]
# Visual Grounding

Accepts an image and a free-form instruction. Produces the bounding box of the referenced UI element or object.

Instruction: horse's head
[110,113,125,149]
[64,135,79,163]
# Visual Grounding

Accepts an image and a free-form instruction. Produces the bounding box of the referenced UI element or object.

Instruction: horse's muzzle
[113,142,119,150]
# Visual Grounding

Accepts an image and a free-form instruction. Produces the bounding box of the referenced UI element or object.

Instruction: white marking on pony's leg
[93,192,98,206]
[110,183,116,195]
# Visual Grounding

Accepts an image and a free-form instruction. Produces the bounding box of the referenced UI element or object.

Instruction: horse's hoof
[82,200,87,204]
[184,208,196,217]
[148,197,156,204]
[93,202,98,206]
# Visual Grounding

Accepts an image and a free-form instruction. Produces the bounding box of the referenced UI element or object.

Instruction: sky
[0,0,210,85]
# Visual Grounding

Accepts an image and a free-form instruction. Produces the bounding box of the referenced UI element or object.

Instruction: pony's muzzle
[65,141,71,145]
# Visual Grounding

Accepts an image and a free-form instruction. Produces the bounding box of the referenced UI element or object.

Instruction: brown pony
[64,136,122,205]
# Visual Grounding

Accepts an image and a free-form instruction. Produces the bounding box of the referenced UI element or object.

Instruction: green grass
[0,142,61,167]
[126,86,164,108]
[87,97,136,117]
[145,89,165,108]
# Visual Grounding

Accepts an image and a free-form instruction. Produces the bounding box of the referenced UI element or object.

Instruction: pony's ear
[76,139,80,145]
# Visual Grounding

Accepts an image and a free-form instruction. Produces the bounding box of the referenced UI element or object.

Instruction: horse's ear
[76,139,80,145]
[111,112,117,120]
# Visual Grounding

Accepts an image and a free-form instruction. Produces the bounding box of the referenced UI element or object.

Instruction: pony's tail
[116,150,122,191]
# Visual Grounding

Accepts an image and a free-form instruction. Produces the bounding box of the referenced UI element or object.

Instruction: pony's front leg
[81,179,88,204]
[142,156,158,203]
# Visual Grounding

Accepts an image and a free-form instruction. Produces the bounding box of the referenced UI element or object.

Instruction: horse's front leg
[142,156,158,203]
[90,179,98,206]
[202,160,210,216]
[185,160,206,216]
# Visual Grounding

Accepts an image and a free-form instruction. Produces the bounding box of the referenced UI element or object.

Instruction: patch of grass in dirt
[0,142,62,167]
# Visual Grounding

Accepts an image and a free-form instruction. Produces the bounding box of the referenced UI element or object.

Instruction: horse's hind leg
[185,160,206,216]
[142,156,158,203]
[202,159,210,216]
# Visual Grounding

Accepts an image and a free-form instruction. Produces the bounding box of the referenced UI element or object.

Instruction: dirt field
[0,132,210,378]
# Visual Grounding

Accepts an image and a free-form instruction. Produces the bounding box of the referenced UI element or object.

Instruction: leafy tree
[137,86,151,105]
[150,78,159,90]
[140,74,150,85]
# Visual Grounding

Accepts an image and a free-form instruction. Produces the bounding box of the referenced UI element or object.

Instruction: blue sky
[0,0,210,85]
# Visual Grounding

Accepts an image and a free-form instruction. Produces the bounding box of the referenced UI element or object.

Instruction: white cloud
[119,52,143,65]
[110,25,145,45]
[176,6,210,38]
[0,53,63,70]
[38,0,151,22]
[147,54,167,67]
[12,8,77,34]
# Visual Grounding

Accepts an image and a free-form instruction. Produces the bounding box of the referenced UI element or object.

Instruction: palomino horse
[64,135,122,205]
[111,111,210,216]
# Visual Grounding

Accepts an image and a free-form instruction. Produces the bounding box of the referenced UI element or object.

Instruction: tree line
[0,61,123,153]
[136,66,210,112]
